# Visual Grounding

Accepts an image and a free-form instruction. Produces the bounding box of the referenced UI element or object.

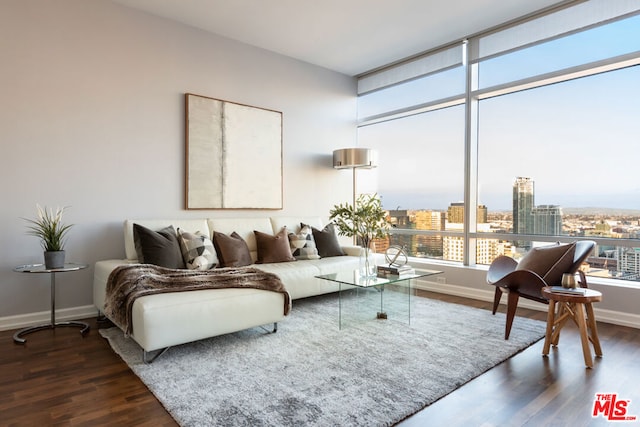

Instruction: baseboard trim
[2,284,637,332]
[0,305,98,332]
[415,280,640,329]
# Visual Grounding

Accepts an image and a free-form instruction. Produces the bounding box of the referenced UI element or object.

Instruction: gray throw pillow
[307,223,345,258]
[132,224,185,269]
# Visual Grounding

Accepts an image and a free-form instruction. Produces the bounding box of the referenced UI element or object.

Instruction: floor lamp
[333,147,377,206]
[333,148,378,243]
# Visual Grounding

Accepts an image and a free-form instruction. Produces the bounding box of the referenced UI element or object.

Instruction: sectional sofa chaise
[94,217,361,361]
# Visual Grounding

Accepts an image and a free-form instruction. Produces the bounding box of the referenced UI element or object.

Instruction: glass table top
[14,263,88,273]
[316,268,442,288]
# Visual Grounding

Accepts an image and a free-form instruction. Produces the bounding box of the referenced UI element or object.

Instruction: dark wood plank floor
[1,292,638,426]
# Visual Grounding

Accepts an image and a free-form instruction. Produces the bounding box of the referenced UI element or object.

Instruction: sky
[358,13,640,212]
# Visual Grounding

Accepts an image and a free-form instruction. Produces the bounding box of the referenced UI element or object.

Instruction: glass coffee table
[316,269,442,329]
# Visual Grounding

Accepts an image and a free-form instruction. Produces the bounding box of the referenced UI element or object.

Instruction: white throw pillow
[288,224,320,260]
[177,228,218,270]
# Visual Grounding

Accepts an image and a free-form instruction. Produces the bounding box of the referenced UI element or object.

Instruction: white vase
[359,242,377,278]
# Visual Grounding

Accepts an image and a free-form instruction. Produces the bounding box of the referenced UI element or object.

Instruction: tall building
[513,177,535,247]
[617,247,640,280]
[384,209,413,255]
[387,209,411,227]
[415,210,446,231]
[533,204,563,235]
[447,202,488,224]
[413,210,445,258]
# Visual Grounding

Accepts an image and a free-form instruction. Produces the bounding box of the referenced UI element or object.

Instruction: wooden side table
[13,263,90,344]
[541,286,603,368]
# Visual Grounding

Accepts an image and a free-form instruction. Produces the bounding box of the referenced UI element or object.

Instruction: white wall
[0,0,356,322]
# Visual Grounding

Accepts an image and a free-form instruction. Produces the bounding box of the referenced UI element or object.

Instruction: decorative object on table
[377,264,415,277]
[378,245,413,276]
[23,205,73,269]
[561,272,577,288]
[330,193,390,277]
[384,245,408,266]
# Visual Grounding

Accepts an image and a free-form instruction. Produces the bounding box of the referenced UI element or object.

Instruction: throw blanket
[104,264,291,336]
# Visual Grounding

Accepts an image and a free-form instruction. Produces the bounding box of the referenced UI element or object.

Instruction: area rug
[100,291,546,427]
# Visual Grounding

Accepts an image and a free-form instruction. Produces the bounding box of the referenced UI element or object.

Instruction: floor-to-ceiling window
[358,106,465,259]
[357,0,640,283]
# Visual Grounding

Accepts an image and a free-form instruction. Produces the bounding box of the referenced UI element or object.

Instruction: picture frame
[185,93,283,209]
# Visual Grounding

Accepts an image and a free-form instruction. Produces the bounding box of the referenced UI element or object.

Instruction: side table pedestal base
[13,321,90,344]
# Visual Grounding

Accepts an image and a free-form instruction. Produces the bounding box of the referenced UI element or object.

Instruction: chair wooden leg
[505,292,519,340]
[542,299,556,356]
[492,287,502,315]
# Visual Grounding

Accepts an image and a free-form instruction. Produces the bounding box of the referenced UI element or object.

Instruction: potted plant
[24,205,73,269]
[330,193,390,277]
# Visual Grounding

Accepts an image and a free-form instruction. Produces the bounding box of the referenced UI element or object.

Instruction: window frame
[356,3,640,283]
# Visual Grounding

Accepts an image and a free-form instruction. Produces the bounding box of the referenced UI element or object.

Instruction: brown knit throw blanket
[104,264,291,336]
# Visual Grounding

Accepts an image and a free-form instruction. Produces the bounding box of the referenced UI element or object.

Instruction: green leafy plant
[24,205,73,252]
[329,193,390,250]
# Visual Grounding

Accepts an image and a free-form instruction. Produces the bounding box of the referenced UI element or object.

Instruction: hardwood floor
[1,292,638,426]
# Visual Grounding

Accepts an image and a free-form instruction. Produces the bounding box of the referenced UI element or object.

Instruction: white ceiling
[111,0,565,76]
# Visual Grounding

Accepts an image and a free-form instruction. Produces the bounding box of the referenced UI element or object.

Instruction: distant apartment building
[413,210,445,257]
[444,202,501,264]
[617,247,640,280]
[447,202,487,224]
[387,209,411,227]
[533,204,563,235]
[383,209,413,254]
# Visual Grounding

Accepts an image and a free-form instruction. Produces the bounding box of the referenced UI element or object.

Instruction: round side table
[541,286,603,368]
[13,263,90,344]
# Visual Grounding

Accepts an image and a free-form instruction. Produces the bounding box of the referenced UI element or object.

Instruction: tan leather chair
[487,240,595,339]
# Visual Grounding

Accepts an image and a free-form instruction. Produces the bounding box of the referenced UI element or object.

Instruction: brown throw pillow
[254,227,296,264]
[132,224,185,269]
[307,223,345,258]
[212,231,253,267]
[516,242,576,285]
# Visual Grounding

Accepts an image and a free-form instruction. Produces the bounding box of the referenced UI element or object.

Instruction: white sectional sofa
[94,216,360,360]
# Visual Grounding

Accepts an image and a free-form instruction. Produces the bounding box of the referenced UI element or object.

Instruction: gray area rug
[100,290,546,427]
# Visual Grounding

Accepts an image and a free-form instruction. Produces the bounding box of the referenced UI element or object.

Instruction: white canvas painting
[186,93,283,209]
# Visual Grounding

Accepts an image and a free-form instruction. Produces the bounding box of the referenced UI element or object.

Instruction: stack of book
[548,286,587,296]
[377,265,415,277]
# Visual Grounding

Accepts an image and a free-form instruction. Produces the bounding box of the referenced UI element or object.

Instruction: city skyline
[382,197,640,280]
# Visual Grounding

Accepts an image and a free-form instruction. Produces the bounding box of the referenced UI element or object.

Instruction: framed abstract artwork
[185,93,283,209]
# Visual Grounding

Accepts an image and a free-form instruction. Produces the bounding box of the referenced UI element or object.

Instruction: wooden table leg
[574,303,594,368]
[585,302,603,357]
[550,302,572,346]
[552,302,565,346]
[542,299,556,356]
